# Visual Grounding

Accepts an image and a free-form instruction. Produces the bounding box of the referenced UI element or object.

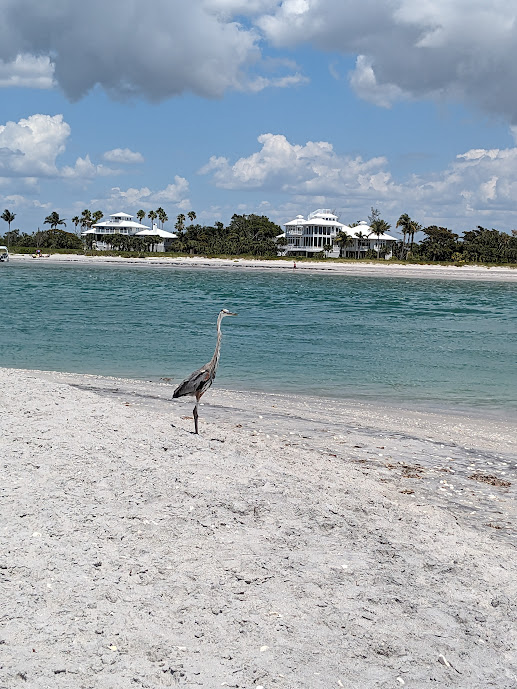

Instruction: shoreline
[17,365,517,428]
[2,366,516,687]
[4,366,517,523]
[9,251,517,281]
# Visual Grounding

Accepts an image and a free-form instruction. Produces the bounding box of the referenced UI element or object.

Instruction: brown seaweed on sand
[468,473,511,487]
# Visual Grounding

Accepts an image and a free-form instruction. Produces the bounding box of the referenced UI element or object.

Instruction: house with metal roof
[81,212,177,251]
[283,209,397,258]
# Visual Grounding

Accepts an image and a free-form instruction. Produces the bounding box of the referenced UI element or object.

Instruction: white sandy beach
[1,367,516,688]
[10,252,517,282]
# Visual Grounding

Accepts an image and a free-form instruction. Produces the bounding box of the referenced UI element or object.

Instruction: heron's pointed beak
[229,312,237,316]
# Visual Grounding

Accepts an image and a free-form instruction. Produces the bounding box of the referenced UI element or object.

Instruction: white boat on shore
[0,246,9,262]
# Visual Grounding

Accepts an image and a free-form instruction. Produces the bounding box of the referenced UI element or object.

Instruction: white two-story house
[81,212,177,252]
[283,209,397,259]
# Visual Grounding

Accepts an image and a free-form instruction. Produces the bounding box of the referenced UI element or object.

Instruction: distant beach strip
[10,252,517,281]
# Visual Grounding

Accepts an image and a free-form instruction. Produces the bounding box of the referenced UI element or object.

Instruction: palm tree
[92,210,103,225]
[1,209,16,236]
[80,209,93,231]
[175,213,186,233]
[155,207,164,228]
[136,209,146,223]
[322,241,334,258]
[396,214,421,259]
[72,216,80,235]
[355,230,368,259]
[334,230,355,258]
[369,219,391,259]
[396,213,412,259]
[367,209,390,259]
[408,220,422,257]
[44,211,67,232]
[156,207,168,228]
[148,210,157,230]
[188,210,196,224]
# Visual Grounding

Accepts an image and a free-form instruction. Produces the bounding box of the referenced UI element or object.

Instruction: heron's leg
[193,400,199,434]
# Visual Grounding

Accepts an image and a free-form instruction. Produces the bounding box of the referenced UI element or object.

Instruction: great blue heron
[173,309,237,434]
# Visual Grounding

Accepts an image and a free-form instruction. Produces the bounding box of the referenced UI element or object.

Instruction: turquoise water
[1,262,516,415]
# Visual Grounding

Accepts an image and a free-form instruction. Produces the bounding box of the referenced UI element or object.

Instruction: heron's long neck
[209,313,224,369]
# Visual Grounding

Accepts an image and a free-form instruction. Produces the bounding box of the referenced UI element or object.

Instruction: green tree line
[173,213,282,256]
[393,223,517,263]
[0,209,282,256]
[1,206,517,263]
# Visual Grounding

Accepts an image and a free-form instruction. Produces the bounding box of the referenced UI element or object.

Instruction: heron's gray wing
[173,367,211,398]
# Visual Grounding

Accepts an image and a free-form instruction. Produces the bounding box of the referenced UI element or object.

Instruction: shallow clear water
[1,262,516,415]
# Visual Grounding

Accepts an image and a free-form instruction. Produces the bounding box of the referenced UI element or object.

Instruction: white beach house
[82,212,177,252]
[283,209,397,259]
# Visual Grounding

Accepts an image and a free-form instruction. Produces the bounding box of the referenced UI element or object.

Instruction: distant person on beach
[293,261,297,269]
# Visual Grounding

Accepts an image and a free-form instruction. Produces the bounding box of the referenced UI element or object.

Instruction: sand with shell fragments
[1,368,516,688]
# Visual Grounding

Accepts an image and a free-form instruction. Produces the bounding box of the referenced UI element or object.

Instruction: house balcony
[287,227,303,236]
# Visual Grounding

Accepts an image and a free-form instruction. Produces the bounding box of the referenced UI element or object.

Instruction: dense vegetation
[413,226,517,263]
[1,206,516,264]
[172,214,282,257]
[2,228,83,250]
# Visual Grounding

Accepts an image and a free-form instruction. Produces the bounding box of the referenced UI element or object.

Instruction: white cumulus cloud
[62,155,119,180]
[93,176,191,211]
[349,55,408,108]
[0,114,70,177]
[103,148,144,164]
[0,54,54,89]
[152,178,190,203]
[201,130,517,229]
[2,194,51,209]
[200,133,394,196]
[0,113,122,182]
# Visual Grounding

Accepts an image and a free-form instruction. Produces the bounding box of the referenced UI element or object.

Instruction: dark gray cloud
[0,0,261,100]
[258,0,517,123]
[2,0,517,122]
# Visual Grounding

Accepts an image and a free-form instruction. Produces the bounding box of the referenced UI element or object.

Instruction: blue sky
[1,0,517,236]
